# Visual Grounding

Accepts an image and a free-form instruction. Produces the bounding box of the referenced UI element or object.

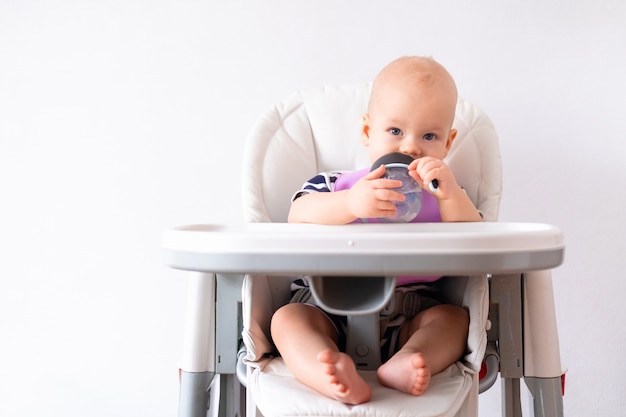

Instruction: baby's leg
[271,303,371,404]
[377,304,469,396]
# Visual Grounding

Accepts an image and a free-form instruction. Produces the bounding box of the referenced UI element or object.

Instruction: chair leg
[214,374,246,417]
[178,373,245,417]
[182,272,216,372]
[489,274,524,379]
[178,371,214,417]
[490,274,524,417]
[501,378,523,417]
[525,377,564,417]
[179,272,216,416]
[522,271,563,377]
[523,270,564,417]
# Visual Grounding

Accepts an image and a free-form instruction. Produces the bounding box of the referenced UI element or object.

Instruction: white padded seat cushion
[249,359,474,417]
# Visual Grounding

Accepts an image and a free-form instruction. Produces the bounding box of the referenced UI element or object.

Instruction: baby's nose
[400,143,420,159]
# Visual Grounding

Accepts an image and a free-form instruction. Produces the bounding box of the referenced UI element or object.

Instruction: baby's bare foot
[317,349,371,404]
[377,351,431,396]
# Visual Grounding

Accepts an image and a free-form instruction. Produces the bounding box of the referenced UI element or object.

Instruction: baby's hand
[408,157,460,200]
[346,165,405,219]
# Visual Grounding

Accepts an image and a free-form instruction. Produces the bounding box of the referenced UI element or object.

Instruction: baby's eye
[423,133,436,141]
[389,128,402,136]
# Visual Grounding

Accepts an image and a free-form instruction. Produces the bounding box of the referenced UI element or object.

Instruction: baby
[270,56,481,404]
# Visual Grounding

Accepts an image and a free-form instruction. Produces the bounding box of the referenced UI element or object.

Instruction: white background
[1,1,625,416]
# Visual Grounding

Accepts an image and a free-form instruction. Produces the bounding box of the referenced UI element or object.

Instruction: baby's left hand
[408,157,460,199]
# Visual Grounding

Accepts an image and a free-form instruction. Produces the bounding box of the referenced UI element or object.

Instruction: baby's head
[369,56,457,114]
[362,56,459,163]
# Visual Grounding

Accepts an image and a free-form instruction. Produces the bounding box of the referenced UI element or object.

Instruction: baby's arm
[409,158,482,222]
[288,165,405,224]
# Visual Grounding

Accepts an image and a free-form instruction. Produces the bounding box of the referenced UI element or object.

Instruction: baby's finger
[378,188,405,202]
[373,178,403,190]
[365,164,387,179]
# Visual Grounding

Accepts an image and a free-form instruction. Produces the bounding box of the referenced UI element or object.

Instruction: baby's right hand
[346,165,405,219]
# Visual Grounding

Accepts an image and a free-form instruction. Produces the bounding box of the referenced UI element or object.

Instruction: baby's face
[362,82,456,163]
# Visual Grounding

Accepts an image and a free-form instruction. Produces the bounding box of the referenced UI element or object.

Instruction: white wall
[1,1,625,416]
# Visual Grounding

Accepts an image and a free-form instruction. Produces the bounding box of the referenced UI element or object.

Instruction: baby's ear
[361,114,371,145]
[445,128,457,152]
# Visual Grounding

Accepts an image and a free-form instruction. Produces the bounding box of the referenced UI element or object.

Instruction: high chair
[163,83,566,417]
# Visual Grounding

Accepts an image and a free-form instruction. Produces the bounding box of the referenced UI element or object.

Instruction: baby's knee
[446,303,469,317]
[272,303,297,327]
[421,303,469,325]
[440,304,469,323]
[271,303,312,331]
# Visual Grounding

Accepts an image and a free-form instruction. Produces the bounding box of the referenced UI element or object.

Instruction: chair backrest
[242,82,502,223]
